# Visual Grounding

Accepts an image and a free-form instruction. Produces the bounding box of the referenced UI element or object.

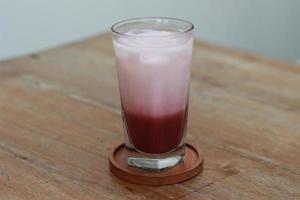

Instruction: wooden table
[0,33,299,199]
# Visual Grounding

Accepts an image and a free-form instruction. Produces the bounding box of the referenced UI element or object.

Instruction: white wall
[1,0,300,62]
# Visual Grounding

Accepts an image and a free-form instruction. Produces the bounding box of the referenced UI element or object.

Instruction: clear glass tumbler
[111,17,193,170]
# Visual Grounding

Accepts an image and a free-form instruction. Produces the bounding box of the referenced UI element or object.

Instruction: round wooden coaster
[109,143,203,186]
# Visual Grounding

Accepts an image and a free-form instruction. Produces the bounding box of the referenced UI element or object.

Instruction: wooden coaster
[109,143,203,186]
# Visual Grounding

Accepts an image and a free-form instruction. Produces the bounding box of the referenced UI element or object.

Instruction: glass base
[127,145,185,171]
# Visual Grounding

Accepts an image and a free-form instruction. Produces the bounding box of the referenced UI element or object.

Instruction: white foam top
[114,29,191,48]
[125,29,175,36]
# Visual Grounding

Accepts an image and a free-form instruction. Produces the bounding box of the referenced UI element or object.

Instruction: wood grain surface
[0,33,299,199]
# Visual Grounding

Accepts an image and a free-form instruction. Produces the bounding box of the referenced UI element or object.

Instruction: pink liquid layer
[124,108,187,154]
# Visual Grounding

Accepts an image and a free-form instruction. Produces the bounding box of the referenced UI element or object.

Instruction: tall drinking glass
[111,17,193,170]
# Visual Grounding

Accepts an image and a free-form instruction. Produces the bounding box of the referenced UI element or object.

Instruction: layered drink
[112,18,193,170]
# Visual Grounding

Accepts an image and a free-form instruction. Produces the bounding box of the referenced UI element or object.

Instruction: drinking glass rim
[111,17,194,39]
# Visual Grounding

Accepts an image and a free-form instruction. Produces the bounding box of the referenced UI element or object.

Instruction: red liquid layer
[124,108,187,154]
